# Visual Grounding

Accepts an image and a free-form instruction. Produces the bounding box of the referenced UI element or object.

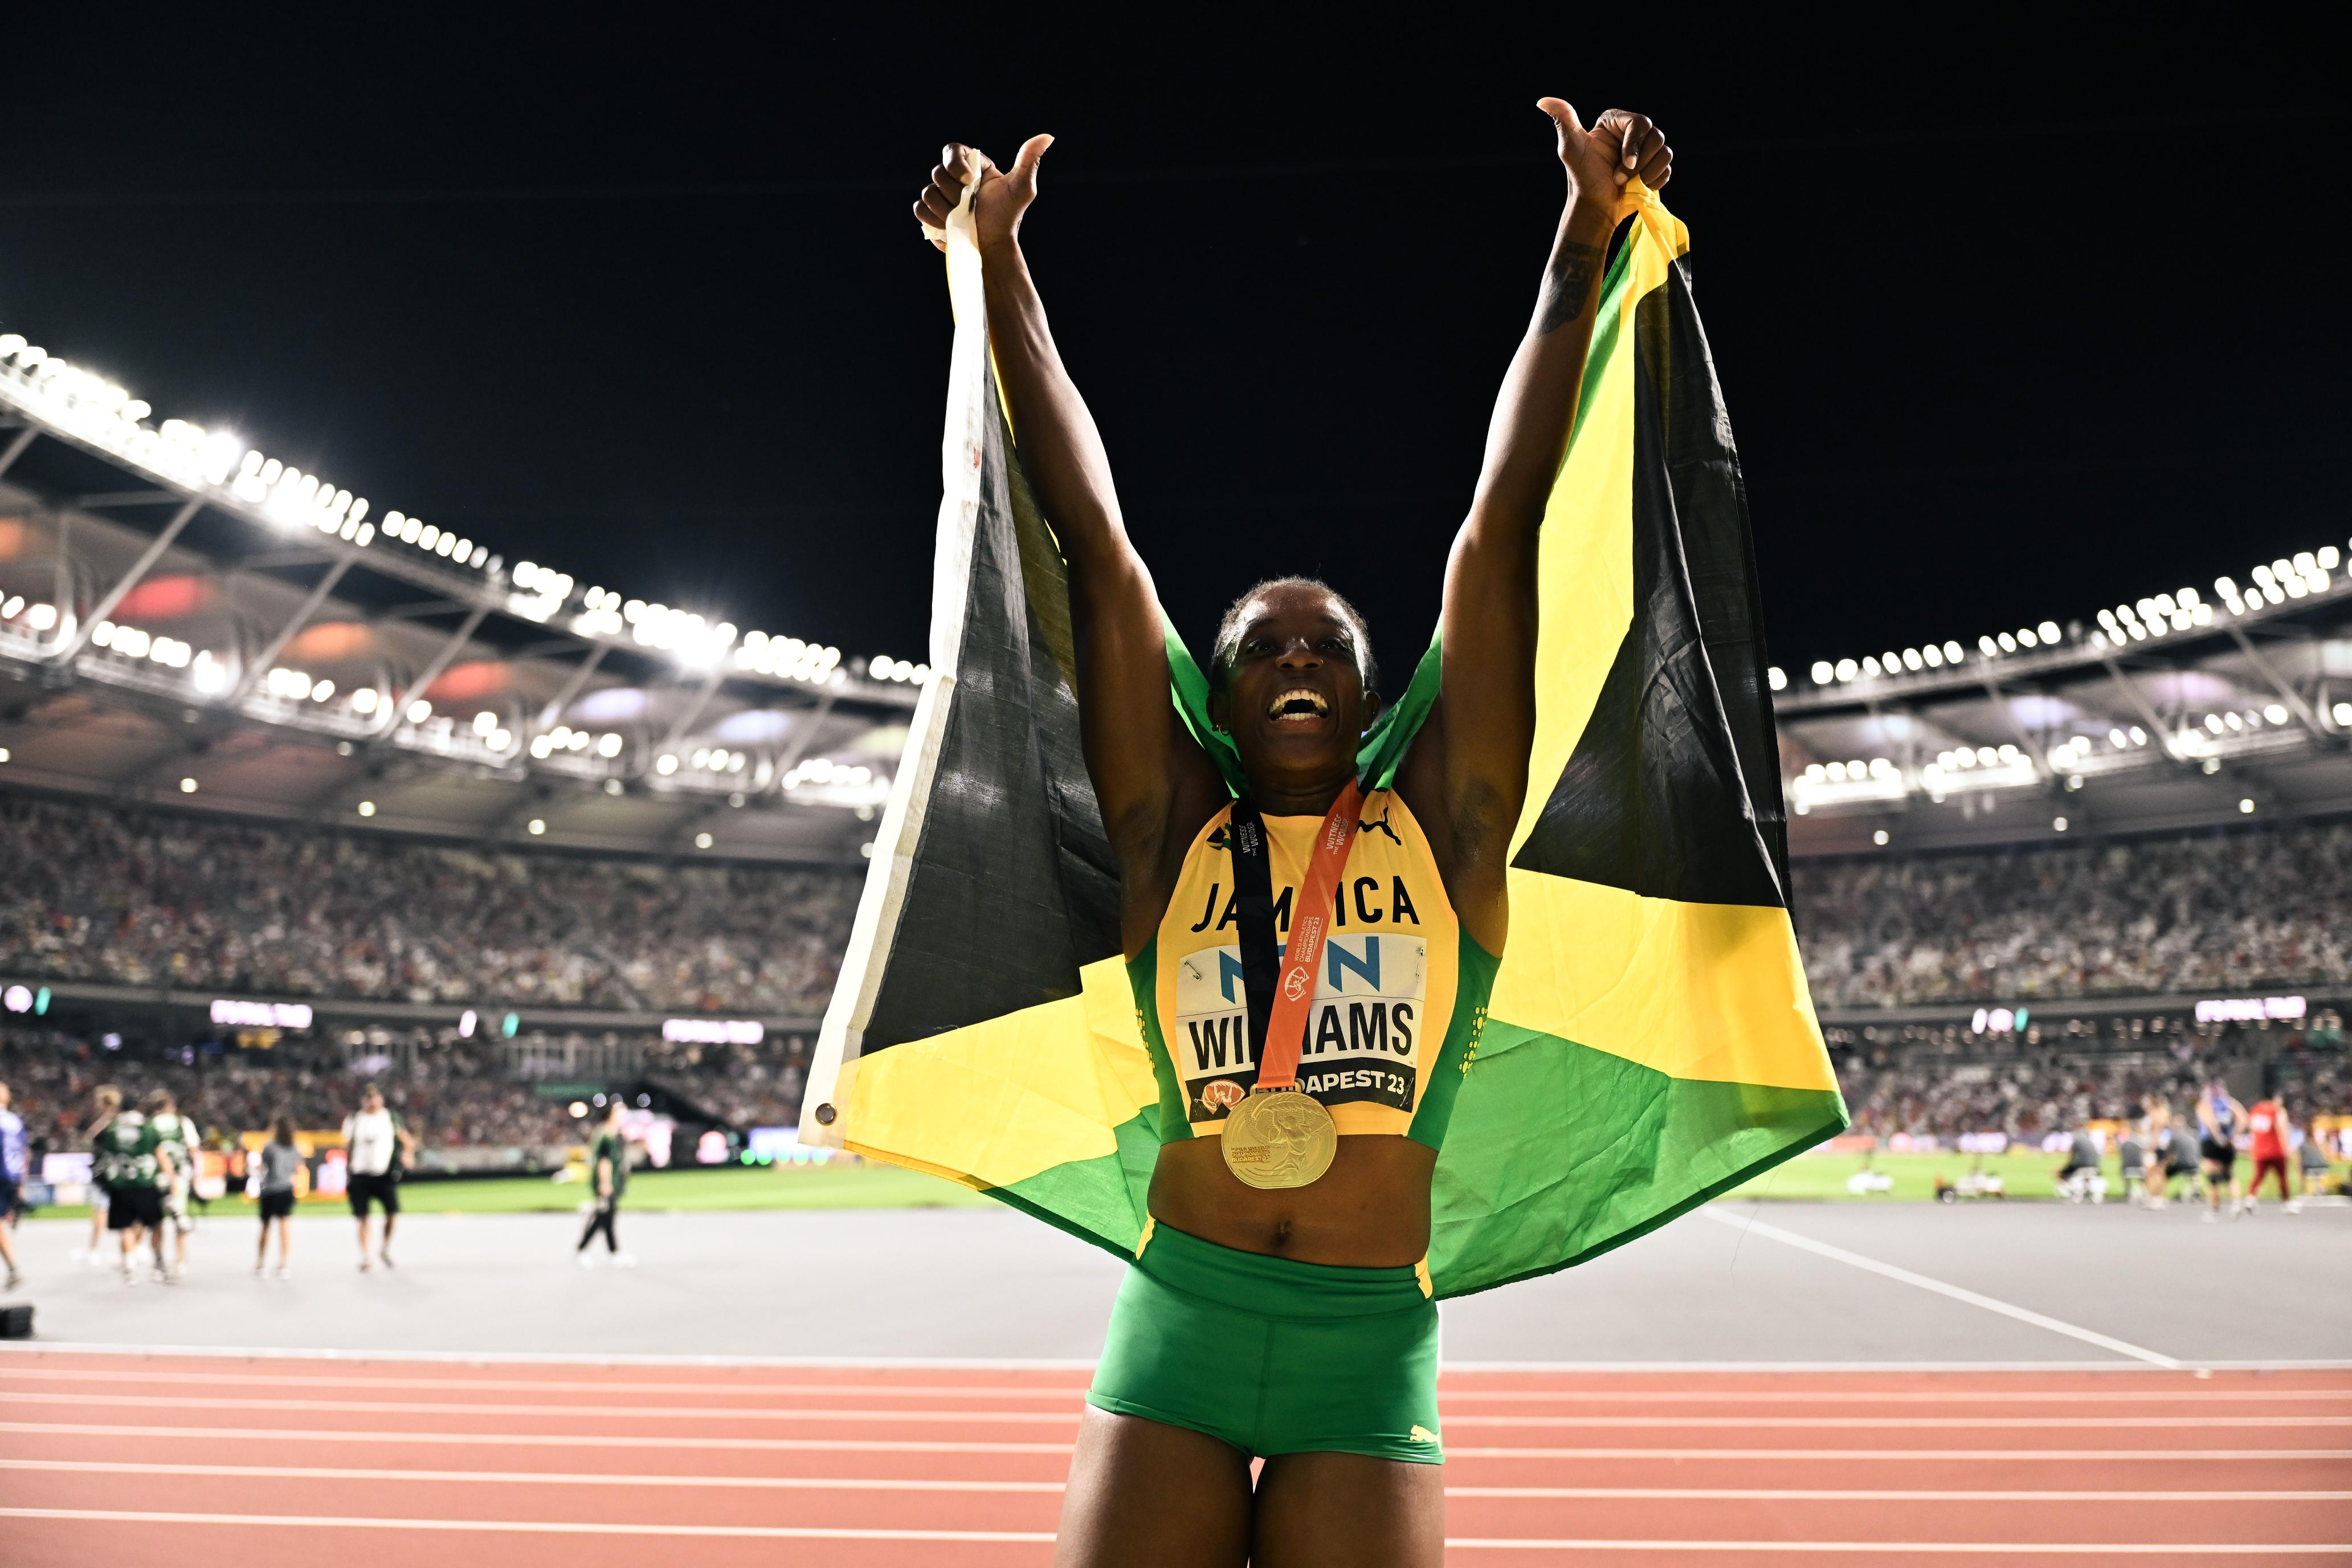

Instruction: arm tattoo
[1535,240,1606,336]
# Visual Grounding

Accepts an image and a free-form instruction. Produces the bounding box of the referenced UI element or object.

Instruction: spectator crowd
[4,790,2347,1161]
[0,795,858,1012]
[1794,823,2352,1008]
[1834,1016,2347,1144]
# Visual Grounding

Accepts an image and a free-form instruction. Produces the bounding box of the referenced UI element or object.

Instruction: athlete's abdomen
[1146,1134,1437,1268]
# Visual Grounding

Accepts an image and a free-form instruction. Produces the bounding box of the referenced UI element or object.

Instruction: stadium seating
[0,795,857,1012]
[1794,823,2352,1007]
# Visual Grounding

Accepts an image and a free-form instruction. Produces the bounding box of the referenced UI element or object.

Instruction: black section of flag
[858,373,1123,1050]
[1511,257,1791,910]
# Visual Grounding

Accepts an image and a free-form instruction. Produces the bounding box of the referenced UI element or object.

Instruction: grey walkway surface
[5,1199,2346,1366]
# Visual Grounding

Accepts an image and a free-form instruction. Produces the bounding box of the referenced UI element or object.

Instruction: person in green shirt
[93,1110,174,1285]
[575,1098,635,1269]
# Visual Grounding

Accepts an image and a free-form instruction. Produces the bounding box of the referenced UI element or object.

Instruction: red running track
[0,1353,2347,1565]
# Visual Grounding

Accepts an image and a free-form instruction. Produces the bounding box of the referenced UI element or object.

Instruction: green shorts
[1085,1220,1443,1464]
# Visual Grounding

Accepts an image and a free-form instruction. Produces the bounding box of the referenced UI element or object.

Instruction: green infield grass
[1724,1148,2346,1203]
[28,1150,2343,1218]
[25,1161,994,1220]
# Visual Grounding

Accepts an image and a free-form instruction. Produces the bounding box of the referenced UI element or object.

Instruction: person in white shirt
[341,1084,416,1272]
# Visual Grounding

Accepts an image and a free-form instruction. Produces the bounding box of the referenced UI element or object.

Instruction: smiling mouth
[1267,687,1330,725]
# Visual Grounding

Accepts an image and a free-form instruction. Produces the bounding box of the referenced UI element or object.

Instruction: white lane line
[6,1366,2343,1405]
[0,1509,1055,1544]
[7,1422,2347,1463]
[1443,1541,2352,1555]
[0,1342,1102,1370]
[1698,1208,2184,1369]
[0,1368,1088,1400]
[18,1341,2346,1373]
[11,1390,2343,1430]
[1443,1448,2352,1462]
[1446,1487,2352,1501]
[0,1391,1078,1423]
[14,1463,2346,1504]
[0,1420,1073,1455]
[0,1457,1065,1492]
[3,1510,2343,1554]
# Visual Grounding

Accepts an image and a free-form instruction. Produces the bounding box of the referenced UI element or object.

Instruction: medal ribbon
[1227,779,1365,1092]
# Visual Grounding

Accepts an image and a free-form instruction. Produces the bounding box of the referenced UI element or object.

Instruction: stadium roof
[0,334,921,862]
[5,327,2349,865]
[1777,546,2352,856]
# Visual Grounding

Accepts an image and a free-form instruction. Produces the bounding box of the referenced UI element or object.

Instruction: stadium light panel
[695,832,714,849]
[179,777,197,793]
[357,801,375,816]
[527,818,546,835]
[2240,798,2256,814]
[1872,830,1889,846]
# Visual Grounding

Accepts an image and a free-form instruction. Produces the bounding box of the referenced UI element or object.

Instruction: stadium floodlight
[1872,830,1889,846]
[1861,656,1882,678]
[358,800,376,816]
[1922,644,1943,667]
[528,818,546,835]
[1766,665,1787,691]
[2053,816,2068,832]
[179,777,197,793]
[695,832,714,849]
[406,700,432,723]
[1978,635,1998,657]
[1808,660,1833,685]
[1834,658,1857,682]
[655,754,679,775]
[2239,798,2256,814]
[2335,703,2352,728]
[1942,640,1963,663]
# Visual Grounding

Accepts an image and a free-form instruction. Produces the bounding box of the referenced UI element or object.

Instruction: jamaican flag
[799,190,1844,1298]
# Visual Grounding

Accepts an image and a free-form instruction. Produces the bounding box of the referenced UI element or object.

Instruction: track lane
[3,1357,2345,1565]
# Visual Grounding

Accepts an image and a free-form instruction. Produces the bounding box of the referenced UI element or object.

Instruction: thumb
[1008,132,1054,187]
[1537,96,1584,137]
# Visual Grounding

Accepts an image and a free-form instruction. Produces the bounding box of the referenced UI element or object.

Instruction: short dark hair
[1208,577,1376,696]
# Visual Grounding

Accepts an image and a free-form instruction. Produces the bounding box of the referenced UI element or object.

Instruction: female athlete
[913,99,1672,1568]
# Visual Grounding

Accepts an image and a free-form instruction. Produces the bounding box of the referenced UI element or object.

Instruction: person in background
[2116,1120,2149,1207]
[2295,1121,2334,1199]
[2197,1080,2248,1223]
[0,1080,27,1291]
[2241,1094,2296,1214]
[342,1083,416,1272]
[2054,1125,2105,1202]
[575,1097,635,1269]
[255,1112,300,1279]
[93,1104,173,1284]
[80,1084,124,1265]
[145,1089,201,1280]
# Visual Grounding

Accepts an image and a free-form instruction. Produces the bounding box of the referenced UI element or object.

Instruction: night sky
[4,16,2342,684]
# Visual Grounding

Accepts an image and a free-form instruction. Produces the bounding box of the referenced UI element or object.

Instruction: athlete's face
[1211,584,1374,798]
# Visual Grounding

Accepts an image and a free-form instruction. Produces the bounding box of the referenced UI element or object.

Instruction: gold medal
[1220,1085,1338,1190]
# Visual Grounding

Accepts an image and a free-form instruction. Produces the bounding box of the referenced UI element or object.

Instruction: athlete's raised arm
[1400,101,1672,951]
[913,142,1224,949]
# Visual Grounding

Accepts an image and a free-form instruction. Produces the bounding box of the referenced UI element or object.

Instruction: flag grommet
[814,1104,836,1125]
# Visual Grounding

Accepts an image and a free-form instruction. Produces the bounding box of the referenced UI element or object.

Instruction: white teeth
[1267,687,1329,719]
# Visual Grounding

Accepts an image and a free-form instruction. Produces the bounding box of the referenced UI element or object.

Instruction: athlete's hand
[1538,101,1672,209]
[912,136,1054,254]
